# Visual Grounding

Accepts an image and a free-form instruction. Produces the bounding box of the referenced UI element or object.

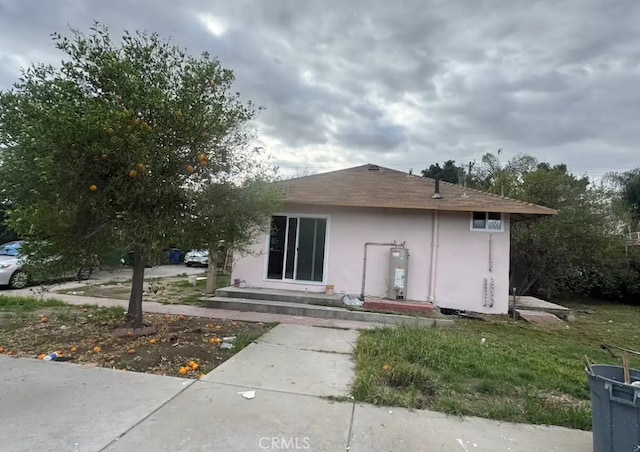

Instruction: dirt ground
[59,274,229,306]
[0,302,274,378]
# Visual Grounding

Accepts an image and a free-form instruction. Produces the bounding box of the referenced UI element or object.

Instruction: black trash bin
[586,364,640,452]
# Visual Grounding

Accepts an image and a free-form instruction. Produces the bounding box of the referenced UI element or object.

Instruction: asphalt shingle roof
[277,164,557,216]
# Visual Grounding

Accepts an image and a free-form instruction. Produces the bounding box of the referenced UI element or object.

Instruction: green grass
[0,296,67,312]
[231,323,278,352]
[166,274,230,305]
[352,298,640,430]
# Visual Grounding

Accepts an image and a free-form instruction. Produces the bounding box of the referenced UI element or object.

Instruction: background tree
[509,164,631,298]
[421,160,464,184]
[0,24,261,327]
[607,168,640,232]
[187,150,282,294]
[0,202,18,244]
[474,150,537,196]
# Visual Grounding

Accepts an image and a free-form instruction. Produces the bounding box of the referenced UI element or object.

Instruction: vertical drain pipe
[427,209,439,302]
[428,179,442,302]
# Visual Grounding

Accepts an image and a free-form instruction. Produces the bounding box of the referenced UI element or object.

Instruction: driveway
[0,324,592,452]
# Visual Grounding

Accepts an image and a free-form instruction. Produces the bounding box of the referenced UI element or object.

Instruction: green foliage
[420,160,464,184]
[188,175,282,253]
[0,24,265,325]
[0,203,18,244]
[0,296,67,312]
[509,164,630,296]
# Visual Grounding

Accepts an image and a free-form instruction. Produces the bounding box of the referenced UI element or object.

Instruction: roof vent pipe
[432,179,442,199]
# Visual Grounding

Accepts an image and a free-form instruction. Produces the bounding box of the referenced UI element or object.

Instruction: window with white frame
[471,211,503,231]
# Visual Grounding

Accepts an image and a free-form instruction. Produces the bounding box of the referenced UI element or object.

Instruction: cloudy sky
[0,0,638,178]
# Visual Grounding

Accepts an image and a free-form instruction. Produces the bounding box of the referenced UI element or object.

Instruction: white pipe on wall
[428,210,439,301]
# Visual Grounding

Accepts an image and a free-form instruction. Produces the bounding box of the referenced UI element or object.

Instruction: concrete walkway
[0,324,592,451]
[8,290,380,330]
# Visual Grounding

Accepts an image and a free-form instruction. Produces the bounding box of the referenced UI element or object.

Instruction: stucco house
[231,164,556,314]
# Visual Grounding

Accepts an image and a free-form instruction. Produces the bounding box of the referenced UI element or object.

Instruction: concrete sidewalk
[0,324,592,452]
[17,291,380,330]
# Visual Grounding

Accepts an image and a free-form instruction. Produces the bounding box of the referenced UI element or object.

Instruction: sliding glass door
[267,215,327,282]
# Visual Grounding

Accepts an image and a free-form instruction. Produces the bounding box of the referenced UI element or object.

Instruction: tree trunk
[205,247,218,295]
[126,249,145,328]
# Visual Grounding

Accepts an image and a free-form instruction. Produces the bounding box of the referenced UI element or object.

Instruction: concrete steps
[204,296,453,328]
[214,286,344,307]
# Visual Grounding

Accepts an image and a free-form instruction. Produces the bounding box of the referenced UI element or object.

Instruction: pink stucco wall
[231,204,511,314]
[434,211,511,314]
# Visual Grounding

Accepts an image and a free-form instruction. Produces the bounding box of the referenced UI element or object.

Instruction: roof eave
[283,200,557,216]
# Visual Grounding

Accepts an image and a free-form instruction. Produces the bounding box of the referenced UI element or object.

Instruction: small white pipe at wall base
[427,210,439,302]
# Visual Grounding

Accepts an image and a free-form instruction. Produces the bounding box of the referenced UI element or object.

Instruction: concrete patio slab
[106,381,352,452]
[516,309,566,326]
[348,403,591,452]
[204,341,354,397]
[0,355,191,452]
[515,295,572,319]
[257,323,358,354]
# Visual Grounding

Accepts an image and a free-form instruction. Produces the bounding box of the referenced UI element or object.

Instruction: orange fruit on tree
[93,346,101,353]
[127,348,136,354]
[382,364,391,372]
[40,317,48,323]
[186,165,194,174]
[128,169,138,178]
[70,346,78,353]
[149,338,157,345]
[89,184,98,192]
[191,362,199,371]
[179,367,188,375]
[188,360,196,368]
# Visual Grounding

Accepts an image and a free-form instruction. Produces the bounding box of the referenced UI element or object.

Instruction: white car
[0,241,92,289]
[184,249,209,267]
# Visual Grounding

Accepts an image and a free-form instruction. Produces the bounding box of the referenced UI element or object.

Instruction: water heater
[389,247,409,300]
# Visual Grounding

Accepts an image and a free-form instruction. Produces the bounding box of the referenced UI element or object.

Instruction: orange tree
[0,24,258,327]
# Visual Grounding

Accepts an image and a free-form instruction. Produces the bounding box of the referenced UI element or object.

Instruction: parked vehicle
[184,249,209,267]
[0,241,93,289]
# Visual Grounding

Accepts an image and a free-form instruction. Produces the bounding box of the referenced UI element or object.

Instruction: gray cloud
[1,0,639,177]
